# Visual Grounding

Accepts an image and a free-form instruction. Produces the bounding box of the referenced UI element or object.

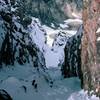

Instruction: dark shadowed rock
[61,25,83,79]
[0,89,12,100]
[1,12,12,23]
[22,16,32,28]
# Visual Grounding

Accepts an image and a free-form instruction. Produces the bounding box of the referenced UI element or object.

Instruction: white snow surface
[28,17,47,52]
[44,47,64,68]
[64,19,82,24]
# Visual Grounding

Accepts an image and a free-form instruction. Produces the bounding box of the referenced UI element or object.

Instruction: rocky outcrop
[61,25,83,79]
[0,0,46,71]
[52,31,69,49]
[0,89,12,100]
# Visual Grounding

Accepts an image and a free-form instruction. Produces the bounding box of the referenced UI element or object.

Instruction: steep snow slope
[28,17,47,52]
[43,18,82,68]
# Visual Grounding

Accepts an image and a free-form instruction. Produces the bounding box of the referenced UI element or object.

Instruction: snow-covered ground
[0,64,99,100]
[44,47,64,68]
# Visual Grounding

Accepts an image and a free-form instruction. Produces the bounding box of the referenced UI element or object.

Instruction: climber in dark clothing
[32,80,35,86]
[32,80,38,92]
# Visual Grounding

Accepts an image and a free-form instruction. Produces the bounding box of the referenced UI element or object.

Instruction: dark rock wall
[0,89,12,100]
[0,0,46,70]
[61,25,83,79]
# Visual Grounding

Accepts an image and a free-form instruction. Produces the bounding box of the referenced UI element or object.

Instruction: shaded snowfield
[0,64,99,100]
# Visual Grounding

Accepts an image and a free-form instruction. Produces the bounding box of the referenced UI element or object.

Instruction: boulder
[0,89,12,100]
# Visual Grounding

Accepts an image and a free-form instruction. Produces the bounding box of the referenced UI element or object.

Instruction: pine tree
[81,0,100,96]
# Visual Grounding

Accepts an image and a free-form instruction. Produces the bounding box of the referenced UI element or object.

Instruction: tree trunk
[82,0,100,96]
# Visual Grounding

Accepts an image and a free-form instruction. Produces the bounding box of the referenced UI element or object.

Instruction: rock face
[61,25,83,79]
[0,89,12,100]
[52,31,69,49]
[0,0,46,70]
